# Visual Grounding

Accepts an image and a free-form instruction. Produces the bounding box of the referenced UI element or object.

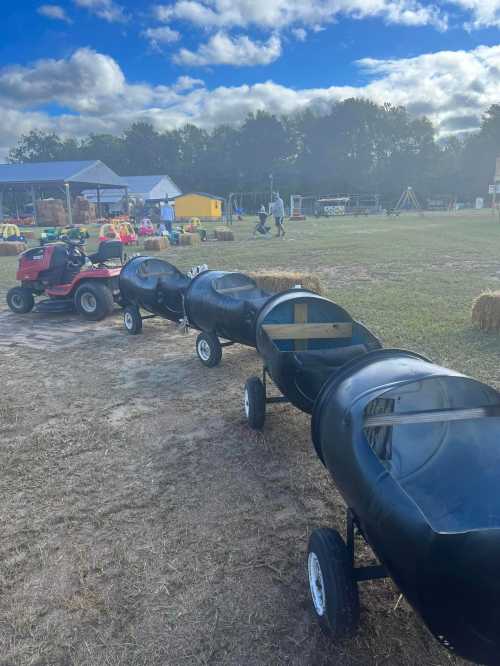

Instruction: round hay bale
[472,291,500,331]
[215,226,234,241]
[0,241,26,256]
[179,232,201,246]
[247,271,323,294]
[144,237,168,251]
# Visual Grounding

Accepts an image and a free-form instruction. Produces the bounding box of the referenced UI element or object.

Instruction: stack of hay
[23,230,35,239]
[72,196,96,226]
[36,198,67,226]
[0,241,26,256]
[247,271,323,294]
[180,232,201,246]
[472,291,500,331]
[215,226,234,241]
[144,237,169,251]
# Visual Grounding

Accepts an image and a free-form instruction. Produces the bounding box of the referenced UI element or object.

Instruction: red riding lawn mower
[6,239,124,321]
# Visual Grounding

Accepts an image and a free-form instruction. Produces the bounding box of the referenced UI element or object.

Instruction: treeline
[8,99,500,203]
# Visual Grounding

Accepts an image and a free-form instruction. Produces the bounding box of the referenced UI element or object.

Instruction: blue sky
[0,0,499,156]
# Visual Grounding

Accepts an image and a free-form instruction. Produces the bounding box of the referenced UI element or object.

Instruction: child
[254,205,271,237]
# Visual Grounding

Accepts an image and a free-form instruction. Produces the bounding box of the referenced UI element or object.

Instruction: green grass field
[2,210,500,385]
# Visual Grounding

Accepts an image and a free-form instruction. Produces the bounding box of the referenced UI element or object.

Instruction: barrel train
[119,255,500,665]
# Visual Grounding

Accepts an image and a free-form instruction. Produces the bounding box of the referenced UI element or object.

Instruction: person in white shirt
[271,193,285,237]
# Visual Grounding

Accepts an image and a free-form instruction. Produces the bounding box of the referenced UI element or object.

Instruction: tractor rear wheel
[7,287,34,314]
[74,282,114,321]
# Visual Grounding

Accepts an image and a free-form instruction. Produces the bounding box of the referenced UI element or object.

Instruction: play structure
[309,349,500,665]
[7,239,123,320]
[389,186,422,214]
[289,195,306,220]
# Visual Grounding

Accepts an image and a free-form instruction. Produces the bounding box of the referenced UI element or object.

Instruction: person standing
[271,193,285,238]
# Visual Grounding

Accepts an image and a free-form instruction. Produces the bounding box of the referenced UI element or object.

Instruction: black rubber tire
[7,287,34,314]
[196,332,222,367]
[74,282,114,321]
[307,528,360,640]
[244,376,266,430]
[123,305,143,335]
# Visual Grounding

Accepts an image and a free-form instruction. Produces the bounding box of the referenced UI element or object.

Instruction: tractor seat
[88,240,123,265]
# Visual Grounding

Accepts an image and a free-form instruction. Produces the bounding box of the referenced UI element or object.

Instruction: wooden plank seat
[262,322,353,340]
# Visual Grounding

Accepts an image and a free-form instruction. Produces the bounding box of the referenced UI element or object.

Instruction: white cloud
[292,27,307,41]
[154,0,447,30]
[73,0,127,23]
[2,44,500,158]
[173,75,205,91]
[0,48,127,112]
[37,4,72,22]
[449,0,500,27]
[173,32,282,66]
[142,25,181,50]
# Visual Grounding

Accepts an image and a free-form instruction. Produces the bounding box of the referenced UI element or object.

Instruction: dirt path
[0,313,466,665]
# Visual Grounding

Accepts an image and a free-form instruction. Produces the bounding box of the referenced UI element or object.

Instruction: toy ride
[39,227,60,245]
[60,226,90,243]
[7,239,123,320]
[243,290,381,429]
[98,223,120,242]
[118,222,137,245]
[1,223,26,243]
[308,349,500,665]
[138,219,155,237]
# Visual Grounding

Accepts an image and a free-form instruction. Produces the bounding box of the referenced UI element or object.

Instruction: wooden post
[65,182,73,226]
[31,185,38,225]
[96,186,101,220]
[125,187,129,217]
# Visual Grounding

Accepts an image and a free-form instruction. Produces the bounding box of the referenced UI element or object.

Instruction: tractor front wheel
[7,287,34,314]
[74,282,114,321]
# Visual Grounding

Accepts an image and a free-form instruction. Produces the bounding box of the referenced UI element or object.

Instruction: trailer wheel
[74,282,114,321]
[196,332,222,367]
[307,528,359,640]
[123,305,142,335]
[7,287,34,314]
[244,376,266,430]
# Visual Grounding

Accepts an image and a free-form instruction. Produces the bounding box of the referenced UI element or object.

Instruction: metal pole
[269,174,273,204]
[125,187,129,217]
[96,185,101,220]
[31,185,37,225]
[65,182,73,226]
[0,190,3,222]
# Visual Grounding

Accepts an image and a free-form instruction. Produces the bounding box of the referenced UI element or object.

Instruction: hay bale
[179,232,201,246]
[144,237,168,251]
[0,241,26,256]
[215,226,234,241]
[23,230,35,239]
[472,291,500,331]
[247,271,323,295]
[36,198,67,226]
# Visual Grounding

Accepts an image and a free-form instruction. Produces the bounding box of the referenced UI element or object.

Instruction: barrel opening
[363,376,500,532]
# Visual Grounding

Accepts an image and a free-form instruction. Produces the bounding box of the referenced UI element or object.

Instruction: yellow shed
[173,192,223,222]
